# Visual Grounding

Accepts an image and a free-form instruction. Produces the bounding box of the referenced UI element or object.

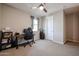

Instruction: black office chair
[23,27,35,47]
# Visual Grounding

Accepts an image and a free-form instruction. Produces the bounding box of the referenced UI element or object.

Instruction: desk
[14,33,35,49]
[0,31,13,51]
[2,32,13,40]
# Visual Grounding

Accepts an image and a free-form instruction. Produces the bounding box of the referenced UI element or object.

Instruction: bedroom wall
[65,14,73,41]
[65,13,79,42]
[2,4,32,34]
[0,4,2,30]
[0,4,40,40]
[73,14,79,42]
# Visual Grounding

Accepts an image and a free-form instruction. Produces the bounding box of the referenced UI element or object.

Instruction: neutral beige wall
[65,14,73,41]
[65,13,79,42]
[40,16,45,30]
[0,4,2,30]
[0,4,40,40]
[73,14,79,42]
[2,4,32,33]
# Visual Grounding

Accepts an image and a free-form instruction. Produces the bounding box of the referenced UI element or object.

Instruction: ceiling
[6,3,79,17]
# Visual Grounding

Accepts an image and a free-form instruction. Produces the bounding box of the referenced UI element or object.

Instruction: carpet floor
[0,40,79,56]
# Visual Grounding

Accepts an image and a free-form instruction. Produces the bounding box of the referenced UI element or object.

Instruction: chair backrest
[23,29,27,33]
[14,32,20,39]
[26,28,33,35]
[23,27,33,39]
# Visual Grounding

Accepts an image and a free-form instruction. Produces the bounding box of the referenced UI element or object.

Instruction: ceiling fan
[32,3,47,13]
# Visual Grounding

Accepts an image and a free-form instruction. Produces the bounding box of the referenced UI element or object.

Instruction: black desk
[0,31,13,51]
[14,34,35,49]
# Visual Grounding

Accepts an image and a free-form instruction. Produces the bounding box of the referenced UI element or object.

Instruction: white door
[47,16,53,41]
[43,17,48,39]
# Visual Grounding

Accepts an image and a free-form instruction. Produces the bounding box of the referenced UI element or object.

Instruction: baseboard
[47,39,64,44]
[34,39,40,41]
[68,40,79,43]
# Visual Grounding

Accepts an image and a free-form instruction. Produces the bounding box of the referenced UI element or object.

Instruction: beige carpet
[0,40,79,56]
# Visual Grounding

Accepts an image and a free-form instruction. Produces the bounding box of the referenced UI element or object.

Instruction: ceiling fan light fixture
[39,6,44,10]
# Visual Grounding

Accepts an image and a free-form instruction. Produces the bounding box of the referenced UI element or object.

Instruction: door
[47,16,53,41]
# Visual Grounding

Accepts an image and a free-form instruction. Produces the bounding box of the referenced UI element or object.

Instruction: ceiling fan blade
[37,3,43,8]
[37,3,47,13]
[43,8,47,13]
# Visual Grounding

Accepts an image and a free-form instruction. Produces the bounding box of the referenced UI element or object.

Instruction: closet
[43,16,53,41]
[65,12,79,43]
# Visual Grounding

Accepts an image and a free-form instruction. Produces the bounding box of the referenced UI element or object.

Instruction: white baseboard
[46,39,64,44]
[53,40,64,44]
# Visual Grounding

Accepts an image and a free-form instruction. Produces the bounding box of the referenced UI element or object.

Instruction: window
[32,18,38,31]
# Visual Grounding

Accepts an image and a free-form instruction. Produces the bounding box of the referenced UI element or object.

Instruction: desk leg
[15,37,19,49]
[33,36,35,43]
[16,45,19,49]
[24,43,27,48]
[0,44,2,51]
